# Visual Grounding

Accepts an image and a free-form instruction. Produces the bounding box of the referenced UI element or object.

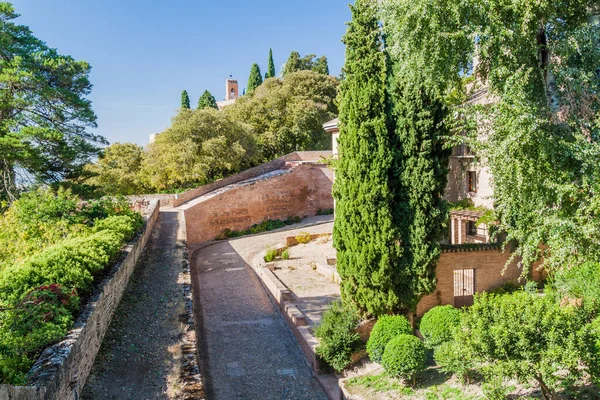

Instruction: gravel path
[82,209,188,400]
[192,219,332,400]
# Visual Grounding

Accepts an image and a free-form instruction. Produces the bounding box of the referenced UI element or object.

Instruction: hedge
[0,212,143,384]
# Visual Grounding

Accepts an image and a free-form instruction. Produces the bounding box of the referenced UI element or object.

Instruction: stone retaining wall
[0,201,160,400]
[173,151,332,208]
[184,163,334,245]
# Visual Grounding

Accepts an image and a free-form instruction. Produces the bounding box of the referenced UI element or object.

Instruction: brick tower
[226,77,239,101]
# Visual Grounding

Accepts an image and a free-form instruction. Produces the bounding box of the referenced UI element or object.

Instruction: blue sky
[10,0,351,145]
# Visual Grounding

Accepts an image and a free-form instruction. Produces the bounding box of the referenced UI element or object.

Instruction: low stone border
[179,231,205,399]
[0,201,160,400]
[251,250,342,400]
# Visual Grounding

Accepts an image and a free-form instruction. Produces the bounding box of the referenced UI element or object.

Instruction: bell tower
[226,76,239,100]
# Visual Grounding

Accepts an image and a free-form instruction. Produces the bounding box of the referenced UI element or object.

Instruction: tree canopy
[225,70,338,161]
[265,48,276,79]
[85,143,147,195]
[247,63,263,93]
[313,55,330,75]
[197,90,217,110]
[180,90,191,109]
[141,109,260,191]
[281,51,330,76]
[0,2,101,205]
[382,0,600,272]
[333,0,401,316]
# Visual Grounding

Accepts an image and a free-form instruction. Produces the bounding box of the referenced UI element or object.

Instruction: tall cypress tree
[197,90,218,109]
[181,90,191,109]
[266,48,276,79]
[247,63,263,92]
[313,55,330,75]
[387,72,450,313]
[333,0,400,316]
[281,51,301,77]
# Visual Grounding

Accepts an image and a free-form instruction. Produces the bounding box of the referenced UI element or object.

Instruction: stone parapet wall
[173,151,332,208]
[0,201,160,400]
[184,163,333,245]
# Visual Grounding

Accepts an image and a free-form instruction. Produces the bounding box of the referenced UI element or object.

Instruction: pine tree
[197,90,218,110]
[333,0,400,316]
[387,72,450,313]
[281,51,301,77]
[266,48,276,79]
[181,90,191,109]
[313,55,330,75]
[247,63,263,92]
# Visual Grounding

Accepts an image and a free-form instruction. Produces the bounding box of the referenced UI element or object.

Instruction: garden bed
[0,201,159,399]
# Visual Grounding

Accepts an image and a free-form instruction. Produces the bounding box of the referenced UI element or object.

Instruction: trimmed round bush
[381,334,426,384]
[366,315,412,363]
[419,305,461,348]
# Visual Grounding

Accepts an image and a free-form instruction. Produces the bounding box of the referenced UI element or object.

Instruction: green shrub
[419,305,461,348]
[524,280,538,294]
[434,340,474,383]
[488,281,520,295]
[381,334,426,385]
[551,262,600,303]
[281,248,290,260]
[0,284,79,384]
[0,201,143,384]
[316,208,334,215]
[314,300,362,372]
[366,315,412,363]
[295,232,312,244]
[264,248,277,262]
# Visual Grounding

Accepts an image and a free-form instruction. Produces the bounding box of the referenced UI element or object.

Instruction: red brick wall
[173,151,332,207]
[183,164,333,245]
[416,249,527,316]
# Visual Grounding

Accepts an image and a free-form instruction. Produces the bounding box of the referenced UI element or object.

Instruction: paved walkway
[192,220,331,400]
[82,209,189,400]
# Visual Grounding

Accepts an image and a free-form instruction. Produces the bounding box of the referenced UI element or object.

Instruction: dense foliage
[85,143,147,196]
[0,188,143,384]
[452,291,596,399]
[418,305,460,348]
[381,334,426,385]
[281,51,330,77]
[551,262,600,306]
[314,300,362,372]
[142,109,260,191]
[332,0,401,316]
[0,3,102,204]
[366,315,412,363]
[247,63,263,93]
[382,0,600,272]
[197,90,218,110]
[225,70,338,160]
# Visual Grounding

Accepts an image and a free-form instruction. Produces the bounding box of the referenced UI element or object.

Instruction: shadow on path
[192,241,327,400]
[82,210,187,400]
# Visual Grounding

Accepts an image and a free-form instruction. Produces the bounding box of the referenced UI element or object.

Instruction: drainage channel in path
[192,227,330,400]
[82,209,202,400]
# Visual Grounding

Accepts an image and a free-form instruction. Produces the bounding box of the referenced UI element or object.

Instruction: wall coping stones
[0,201,160,400]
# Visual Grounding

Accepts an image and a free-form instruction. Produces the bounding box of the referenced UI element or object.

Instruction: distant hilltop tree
[313,55,329,75]
[282,51,330,76]
[247,63,263,92]
[265,48,276,79]
[198,90,218,110]
[181,90,191,109]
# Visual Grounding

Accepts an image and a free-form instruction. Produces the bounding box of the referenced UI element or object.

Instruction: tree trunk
[535,374,556,400]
